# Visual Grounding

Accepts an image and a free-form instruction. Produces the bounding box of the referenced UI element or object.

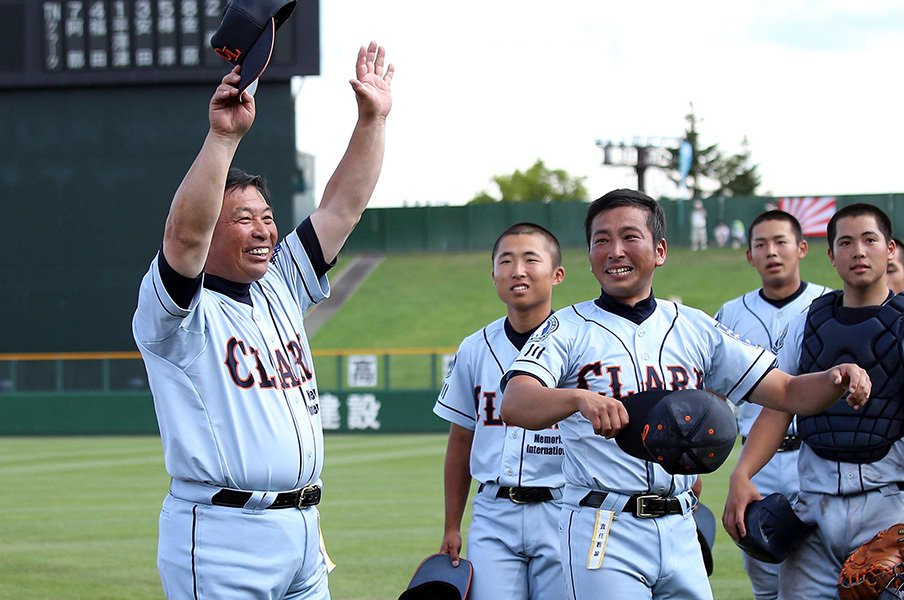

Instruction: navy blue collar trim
[504,314,551,350]
[594,291,657,325]
[759,282,808,309]
[204,274,252,306]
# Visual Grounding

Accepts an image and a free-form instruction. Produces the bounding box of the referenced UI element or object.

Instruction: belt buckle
[297,485,320,509]
[634,494,661,518]
[778,435,800,452]
[508,487,528,505]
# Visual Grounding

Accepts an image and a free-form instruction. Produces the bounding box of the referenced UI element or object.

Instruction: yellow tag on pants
[586,509,615,570]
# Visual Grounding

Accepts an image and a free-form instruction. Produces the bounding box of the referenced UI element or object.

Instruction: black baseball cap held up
[210,0,298,94]
[615,388,738,475]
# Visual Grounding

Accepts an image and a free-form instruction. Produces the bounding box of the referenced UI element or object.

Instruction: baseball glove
[838,523,904,600]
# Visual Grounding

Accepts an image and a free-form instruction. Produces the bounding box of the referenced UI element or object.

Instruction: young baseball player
[499,189,871,600]
[714,210,831,600]
[434,223,567,600]
[887,237,904,294]
[724,203,904,600]
[132,43,393,599]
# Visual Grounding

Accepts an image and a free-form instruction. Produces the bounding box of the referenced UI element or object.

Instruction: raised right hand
[209,65,256,140]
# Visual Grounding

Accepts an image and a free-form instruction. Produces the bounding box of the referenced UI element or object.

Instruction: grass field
[0,435,753,599]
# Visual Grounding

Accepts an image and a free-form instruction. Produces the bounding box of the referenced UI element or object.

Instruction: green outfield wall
[344,193,904,253]
[0,390,447,435]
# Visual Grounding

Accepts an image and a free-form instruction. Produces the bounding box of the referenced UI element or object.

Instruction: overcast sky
[293,0,904,208]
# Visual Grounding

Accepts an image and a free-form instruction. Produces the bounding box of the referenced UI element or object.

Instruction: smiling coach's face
[589,205,666,306]
[205,185,279,283]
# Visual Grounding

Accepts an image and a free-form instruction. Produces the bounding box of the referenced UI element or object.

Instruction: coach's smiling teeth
[248,248,269,256]
[606,267,633,275]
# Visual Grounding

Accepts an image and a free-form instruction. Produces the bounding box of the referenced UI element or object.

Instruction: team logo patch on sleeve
[529,316,559,342]
[444,354,457,379]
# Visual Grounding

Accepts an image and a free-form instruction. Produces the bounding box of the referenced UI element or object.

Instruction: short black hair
[747,210,804,249]
[584,189,666,248]
[492,222,562,267]
[827,203,892,247]
[226,167,271,205]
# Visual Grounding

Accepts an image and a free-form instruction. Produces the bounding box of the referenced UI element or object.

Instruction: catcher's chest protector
[798,292,904,463]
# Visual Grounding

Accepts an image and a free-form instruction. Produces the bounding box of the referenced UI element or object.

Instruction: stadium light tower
[595,137,679,193]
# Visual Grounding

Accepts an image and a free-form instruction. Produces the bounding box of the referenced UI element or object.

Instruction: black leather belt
[211,485,321,509]
[495,486,554,504]
[742,435,802,452]
[580,492,683,518]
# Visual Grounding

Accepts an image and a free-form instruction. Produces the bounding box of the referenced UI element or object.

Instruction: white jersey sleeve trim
[433,329,485,431]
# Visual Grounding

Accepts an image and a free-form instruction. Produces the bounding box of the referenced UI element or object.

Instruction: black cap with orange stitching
[615,388,738,474]
[210,0,298,94]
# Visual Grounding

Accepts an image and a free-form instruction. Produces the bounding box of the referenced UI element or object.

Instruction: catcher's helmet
[736,493,815,564]
[399,553,472,600]
[615,388,738,474]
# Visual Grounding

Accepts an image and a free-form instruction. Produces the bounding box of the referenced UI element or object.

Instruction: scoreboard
[0,0,319,89]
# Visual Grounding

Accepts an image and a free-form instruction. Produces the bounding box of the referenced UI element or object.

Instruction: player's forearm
[732,407,791,480]
[780,370,848,415]
[443,468,470,534]
[752,367,845,416]
[443,426,473,533]
[163,131,241,277]
[501,377,578,430]
[311,116,386,263]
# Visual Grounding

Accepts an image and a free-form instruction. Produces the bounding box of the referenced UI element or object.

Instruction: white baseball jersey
[133,225,329,492]
[716,282,832,437]
[778,307,904,496]
[434,316,565,487]
[504,296,776,496]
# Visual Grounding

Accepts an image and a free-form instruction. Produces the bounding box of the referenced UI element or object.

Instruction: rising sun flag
[777,197,837,238]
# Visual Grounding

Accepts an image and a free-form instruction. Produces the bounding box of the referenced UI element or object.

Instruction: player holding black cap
[500,189,871,600]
